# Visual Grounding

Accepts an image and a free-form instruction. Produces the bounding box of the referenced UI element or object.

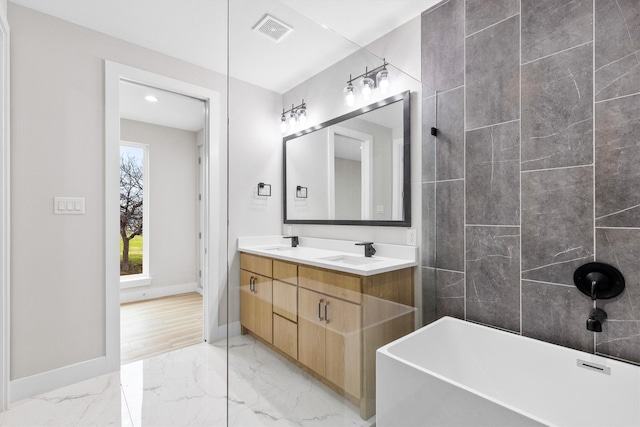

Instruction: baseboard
[120,282,199,303]
[9,356,114,404]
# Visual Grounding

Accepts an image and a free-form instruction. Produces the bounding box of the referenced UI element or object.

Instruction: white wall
[8,3,280,385]
[120,119,199,300]
[283,16,424,245]
[226,79,283,327]
[9,3,223,381]
[286,128,329,220]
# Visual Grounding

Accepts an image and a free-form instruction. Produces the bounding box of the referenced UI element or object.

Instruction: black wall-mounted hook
[574,262,625,300]
[431,127,438,136]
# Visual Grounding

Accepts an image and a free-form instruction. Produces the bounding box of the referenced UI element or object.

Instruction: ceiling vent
[253,14,293,43]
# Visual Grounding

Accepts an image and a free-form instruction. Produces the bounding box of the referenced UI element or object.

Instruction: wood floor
[120,292,203,364]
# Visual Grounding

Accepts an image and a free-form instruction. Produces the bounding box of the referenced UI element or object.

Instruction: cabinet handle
[250,276,255,293]
[318,299,324,321]
[324,300,329,323]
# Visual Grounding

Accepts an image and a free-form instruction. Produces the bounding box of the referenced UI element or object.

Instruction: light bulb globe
[376,69,390,95]
[343,83,356,107]
[360,77,374,101]
[297,107,307,126]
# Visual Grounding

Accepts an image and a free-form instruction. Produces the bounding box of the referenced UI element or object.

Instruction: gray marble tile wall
[421,0,640,365]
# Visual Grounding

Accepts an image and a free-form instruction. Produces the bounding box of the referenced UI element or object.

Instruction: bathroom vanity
[238,236,417,420]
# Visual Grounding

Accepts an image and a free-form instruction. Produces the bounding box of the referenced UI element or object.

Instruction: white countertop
[237,236,417,276]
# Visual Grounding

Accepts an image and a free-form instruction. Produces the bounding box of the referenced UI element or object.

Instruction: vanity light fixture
[280,100,307,133]
[343,59,391,106]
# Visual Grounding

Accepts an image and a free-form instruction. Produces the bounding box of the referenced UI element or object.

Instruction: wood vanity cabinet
[240,254,273,343]
[239,252,414,420]
[298,286,361,399]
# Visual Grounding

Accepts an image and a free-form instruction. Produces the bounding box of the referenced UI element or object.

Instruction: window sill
[120,274,152,289]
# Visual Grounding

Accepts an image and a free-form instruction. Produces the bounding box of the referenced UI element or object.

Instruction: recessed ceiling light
[145,95,158,102]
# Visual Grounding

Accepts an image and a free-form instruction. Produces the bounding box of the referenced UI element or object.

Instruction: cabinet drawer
[240,253,272,277]
[299,266,361,304]
[273,280,297,322]
[273,314,297,360]
[273,260,297,285]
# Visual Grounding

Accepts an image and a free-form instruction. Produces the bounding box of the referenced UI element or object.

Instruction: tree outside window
[120,146,144,275]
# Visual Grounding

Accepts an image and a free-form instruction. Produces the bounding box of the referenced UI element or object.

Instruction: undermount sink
[319,255,383,265]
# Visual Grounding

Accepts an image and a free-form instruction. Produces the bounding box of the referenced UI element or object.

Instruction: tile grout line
[594,90,640,104]
[522,279,577,288]
[519,0,524,336]
[463,0,467,322]
[423,84,464,99]
[465,12,521,39]
[466,118,520,132]
[522,163,593,174]
[521,40,593,66]
[465,223,520,228]
[592,0,597,355]
[595,226,640,230]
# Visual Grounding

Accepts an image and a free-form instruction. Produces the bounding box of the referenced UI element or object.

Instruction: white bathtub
[376,316,640,427]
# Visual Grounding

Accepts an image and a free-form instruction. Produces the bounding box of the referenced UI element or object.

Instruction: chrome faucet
[355,242,376,257]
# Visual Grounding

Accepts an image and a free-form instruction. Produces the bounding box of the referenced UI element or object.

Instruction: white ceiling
[9,0,437,130]
[120,81,205,132]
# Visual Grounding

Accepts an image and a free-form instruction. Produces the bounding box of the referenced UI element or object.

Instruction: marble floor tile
[1,335,373,427]
[2,371,123,426]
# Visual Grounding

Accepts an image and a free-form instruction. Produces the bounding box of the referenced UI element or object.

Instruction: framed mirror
[284,90,410,226]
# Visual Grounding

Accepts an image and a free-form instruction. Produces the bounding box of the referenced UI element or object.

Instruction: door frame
[105,61,224,371]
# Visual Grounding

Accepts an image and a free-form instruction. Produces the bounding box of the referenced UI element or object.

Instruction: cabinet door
[325,297,361,399]
[298,287,325,376]
[240,270,255,332]
[253,274,273,343]
[240,270,273,343]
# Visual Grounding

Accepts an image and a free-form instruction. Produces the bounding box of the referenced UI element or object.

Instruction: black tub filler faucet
[573,262,625,332]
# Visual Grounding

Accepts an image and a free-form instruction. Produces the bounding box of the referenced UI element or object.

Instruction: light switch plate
[54,197,85,215]
[407,228,417,246]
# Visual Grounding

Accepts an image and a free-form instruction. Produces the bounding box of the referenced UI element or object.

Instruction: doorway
[105,62,225,371]
[117,81,206,363]
[327,126,373,220]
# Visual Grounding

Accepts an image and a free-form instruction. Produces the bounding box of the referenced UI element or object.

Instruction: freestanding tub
[376,316,640,427]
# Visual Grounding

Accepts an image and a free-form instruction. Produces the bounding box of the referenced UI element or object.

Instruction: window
[120,142,150,287]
